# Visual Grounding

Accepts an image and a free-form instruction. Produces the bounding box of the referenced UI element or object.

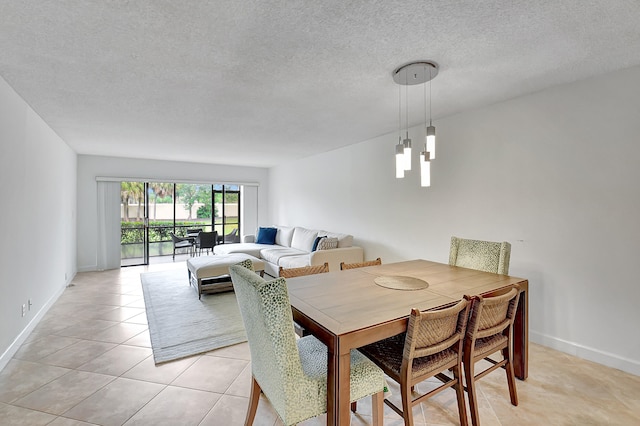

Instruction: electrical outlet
[21,304,26,317]
[65,272,67,281]
[28,299,32,311]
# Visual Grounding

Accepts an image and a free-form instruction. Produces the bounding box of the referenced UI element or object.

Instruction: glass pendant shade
[426,125,436,159]
[402,138,412,170]
[395,143,405,178]
[420,151,431,187]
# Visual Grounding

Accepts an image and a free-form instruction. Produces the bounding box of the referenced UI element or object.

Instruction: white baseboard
[0,283,68,372]
[530,330,640,376]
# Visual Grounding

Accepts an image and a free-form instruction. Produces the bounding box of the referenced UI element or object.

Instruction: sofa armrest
[309,246,364,273]
[243,234,255,243]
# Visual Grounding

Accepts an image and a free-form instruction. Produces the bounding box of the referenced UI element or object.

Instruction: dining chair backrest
[449,236,511,274]
[229,263,386,425]
[463,285,522,426]
[340,258,382,270]
[279,262,329,278]
[229,264,307,422]
[358,297,471,426]
[405,298,470,363]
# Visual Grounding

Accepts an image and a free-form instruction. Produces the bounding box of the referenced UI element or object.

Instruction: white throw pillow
[275,226,295,247]
[291,227,319,252]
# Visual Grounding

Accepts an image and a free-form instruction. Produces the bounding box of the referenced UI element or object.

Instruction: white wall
[77,155,269,271]
[0,76,77,370]
[269,65,640,375]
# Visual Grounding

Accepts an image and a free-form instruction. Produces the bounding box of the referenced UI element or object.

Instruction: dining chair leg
[371,391,384,426]
[244,376,261,426]
[401,381,414,426]
[464,356,480,426]
[452,364,469,426]
[503,347,519,406]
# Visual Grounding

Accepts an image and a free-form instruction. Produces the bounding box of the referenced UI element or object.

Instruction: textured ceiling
[1,1,640,167]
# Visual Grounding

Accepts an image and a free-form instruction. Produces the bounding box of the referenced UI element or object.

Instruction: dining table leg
[327,336,352,425]
[513,287,528,380]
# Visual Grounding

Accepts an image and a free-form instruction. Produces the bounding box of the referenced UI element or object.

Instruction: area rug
[141,269,247,364]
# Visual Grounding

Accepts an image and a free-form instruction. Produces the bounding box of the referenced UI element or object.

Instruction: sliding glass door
[120,182,149,266]
[120,181,242,266]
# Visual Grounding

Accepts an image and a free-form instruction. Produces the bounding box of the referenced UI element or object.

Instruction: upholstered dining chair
[228,264,386,426]
[340,257,382,270]
[195,231,217,256]
[358,298,472,426]
[463,285,522,426]
[279,262,329,278]
[170,232,193,260]
[449,236,511,275]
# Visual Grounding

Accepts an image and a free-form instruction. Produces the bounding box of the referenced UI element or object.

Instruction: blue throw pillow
[256,227,277,244]
[312,236,326,252]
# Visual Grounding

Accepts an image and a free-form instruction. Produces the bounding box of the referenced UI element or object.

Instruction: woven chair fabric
[359,333,458,380]
[340,258,382,270]
[473,334,509,358]
[279,263,329,278]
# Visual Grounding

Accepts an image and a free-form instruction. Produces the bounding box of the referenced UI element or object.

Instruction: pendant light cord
[398,83,401,142]
[429,66,433,126]
[405,72,409,138]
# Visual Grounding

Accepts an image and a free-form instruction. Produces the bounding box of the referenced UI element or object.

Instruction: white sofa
[213,226,364,277]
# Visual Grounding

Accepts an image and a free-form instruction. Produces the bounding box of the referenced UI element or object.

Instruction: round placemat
[374,275,429,291]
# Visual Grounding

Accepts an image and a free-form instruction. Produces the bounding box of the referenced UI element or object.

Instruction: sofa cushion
[260,247,307,265]
[317,237,338,250]
[256,227,277,244]
[275,226,295,247]
[214,243,273,258]
[291,227,318,252]
[319,231,353,248]
[278,254,312,269]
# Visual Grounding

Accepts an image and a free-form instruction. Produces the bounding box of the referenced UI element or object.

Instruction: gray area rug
[141,269,247,364]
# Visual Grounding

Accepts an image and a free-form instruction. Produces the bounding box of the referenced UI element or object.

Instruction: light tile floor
[1,262,639,425]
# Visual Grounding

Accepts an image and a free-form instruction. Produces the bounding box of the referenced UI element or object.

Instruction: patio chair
[224,228,240,243]
[358,297,471,426]
[170,232,193,260]
[195,231,217,256]
[449,236,511,274]
[228,263,386,426]
[186,228,203,237]
[464,285,522,426]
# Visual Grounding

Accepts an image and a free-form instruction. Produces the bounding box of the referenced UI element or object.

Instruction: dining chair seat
[359,298,471,426]
[358,333,459,379]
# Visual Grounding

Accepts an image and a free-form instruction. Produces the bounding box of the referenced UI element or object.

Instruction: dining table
[286,259,529,426]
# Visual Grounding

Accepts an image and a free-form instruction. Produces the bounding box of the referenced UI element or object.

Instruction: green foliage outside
[121,221,210,244]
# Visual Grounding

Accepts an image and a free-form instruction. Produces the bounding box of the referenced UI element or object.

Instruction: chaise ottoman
[186,254,265,299]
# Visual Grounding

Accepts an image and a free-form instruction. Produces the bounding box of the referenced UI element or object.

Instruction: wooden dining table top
[287,259,527,336]
[286,259,529,426]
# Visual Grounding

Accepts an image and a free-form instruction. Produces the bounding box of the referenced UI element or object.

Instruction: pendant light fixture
[395,83,405,178]
[392,60,438,186]
[402,73,412,171]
